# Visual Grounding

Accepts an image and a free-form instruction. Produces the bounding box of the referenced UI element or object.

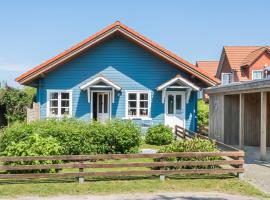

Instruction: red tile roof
[16,21,219,85]
[196,61,219,77]
[241,46,270,67]
[216,46,270,78]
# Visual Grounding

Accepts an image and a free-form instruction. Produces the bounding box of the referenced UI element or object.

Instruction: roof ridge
[16,21,219,85]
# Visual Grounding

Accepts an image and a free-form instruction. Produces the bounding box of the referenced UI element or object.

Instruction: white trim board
[80,76,121,91]
[156,76,200,91]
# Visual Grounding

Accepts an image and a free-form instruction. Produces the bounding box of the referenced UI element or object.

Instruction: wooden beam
[260,92,267,161]
[239,94,245,149]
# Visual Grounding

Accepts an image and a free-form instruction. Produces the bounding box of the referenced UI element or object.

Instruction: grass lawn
[0,175,268,198]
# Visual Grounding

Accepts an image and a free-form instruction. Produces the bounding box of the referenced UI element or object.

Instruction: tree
[0,87,36,125]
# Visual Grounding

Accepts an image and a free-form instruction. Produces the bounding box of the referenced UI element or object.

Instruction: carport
[204,79,270,160]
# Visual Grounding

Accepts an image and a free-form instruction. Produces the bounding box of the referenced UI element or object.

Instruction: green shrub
[3,134,62,173]
[0,118,141,156]
[155,138,220,169]
[102,120,142,154]
[197,99,209,127]
[145,124,174,145]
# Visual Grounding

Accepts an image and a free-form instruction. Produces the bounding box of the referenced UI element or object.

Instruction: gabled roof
[216,46,270,77]
[80,74,121,91]
[196,61,219,77]
[156,74,200,91]
[16,21,219,86]
[241,46,270,67]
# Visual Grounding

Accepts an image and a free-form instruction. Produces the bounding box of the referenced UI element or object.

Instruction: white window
[221,73,232,85]
[252,70,264,80]
[47,90,72,117]
[126,91,151,119]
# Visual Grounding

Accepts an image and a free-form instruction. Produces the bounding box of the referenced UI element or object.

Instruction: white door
[165,92,185,129]
[97,92,110,123]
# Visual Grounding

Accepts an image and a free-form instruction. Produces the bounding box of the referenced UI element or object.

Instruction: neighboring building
[205,79,270,160]
[216,46,270,85]
[16,21,218,131]
[196,61,219,78]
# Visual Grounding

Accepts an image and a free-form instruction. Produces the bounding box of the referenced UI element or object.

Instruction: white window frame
[252,70,264,80]
[221,73,232,85]
[125,90,152,120]
[46,90,73,118]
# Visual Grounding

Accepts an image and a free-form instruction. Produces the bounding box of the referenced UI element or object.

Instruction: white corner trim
[46,89,73,118]
[156,76,200,91]
[80,76,121,91]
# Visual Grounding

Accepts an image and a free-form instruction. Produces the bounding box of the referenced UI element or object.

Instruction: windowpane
[128,101,137,108]
[253,71,263,80]
[50,100,58,107]
[48,91,71,117]
[140,109,148,116]
[128,108,137,116]
[167,95,174,114]
[50,92,58,100]
[128,93,137,100]
[49,108,58,116]
[61,108,70,115]
[61,100,69,107]
[104,94,108,113]
[61,93,69,99]
[140,101,148,108]
[221,73,233,85]
[176,95,182,110]
[98,94,102,113]
[140,93,148,100]
[127,92,150,118]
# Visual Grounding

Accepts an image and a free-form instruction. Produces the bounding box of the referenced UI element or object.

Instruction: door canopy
[80,74,121,103]
[156,74,200,103]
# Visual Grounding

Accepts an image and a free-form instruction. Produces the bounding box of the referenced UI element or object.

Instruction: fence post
[160,175,165,182]
[237,153,244,179]
[78,161,84,184]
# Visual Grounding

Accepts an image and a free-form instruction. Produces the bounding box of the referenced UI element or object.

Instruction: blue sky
[0,0,269,86]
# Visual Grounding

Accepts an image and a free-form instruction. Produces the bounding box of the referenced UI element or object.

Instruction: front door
[165,92,185,129]
[97,92,110,123]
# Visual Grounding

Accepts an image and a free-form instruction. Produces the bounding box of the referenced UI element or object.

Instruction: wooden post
[78,162,84,184]
[260,92,267,161]
[237,154,244,179]
[239,93,245,150]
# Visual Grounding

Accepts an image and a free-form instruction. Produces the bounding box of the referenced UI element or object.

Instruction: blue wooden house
[16,21,218,131]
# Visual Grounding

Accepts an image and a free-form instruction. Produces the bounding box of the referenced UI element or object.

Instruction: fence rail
[0,151,244,181]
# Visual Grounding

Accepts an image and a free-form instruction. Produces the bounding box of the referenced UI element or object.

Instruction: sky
[0,0,269,87]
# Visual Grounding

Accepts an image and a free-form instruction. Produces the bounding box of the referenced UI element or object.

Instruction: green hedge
[197,99,209,127]
[155,138,221,169]
[0,119,142,156]
[145,124,174,145]
[4,134,62,173]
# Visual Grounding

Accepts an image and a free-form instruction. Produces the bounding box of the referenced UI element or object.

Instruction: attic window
[252,70,264,80]
[221,73,233,85]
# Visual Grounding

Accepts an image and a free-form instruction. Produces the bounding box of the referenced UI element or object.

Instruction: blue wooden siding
[37,36,199,130]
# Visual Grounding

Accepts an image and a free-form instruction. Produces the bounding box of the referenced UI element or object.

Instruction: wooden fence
[0,151,244,182]
[197,125,209,135]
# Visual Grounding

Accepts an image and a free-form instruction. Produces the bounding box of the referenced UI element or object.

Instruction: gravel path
[3,192,261,200]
